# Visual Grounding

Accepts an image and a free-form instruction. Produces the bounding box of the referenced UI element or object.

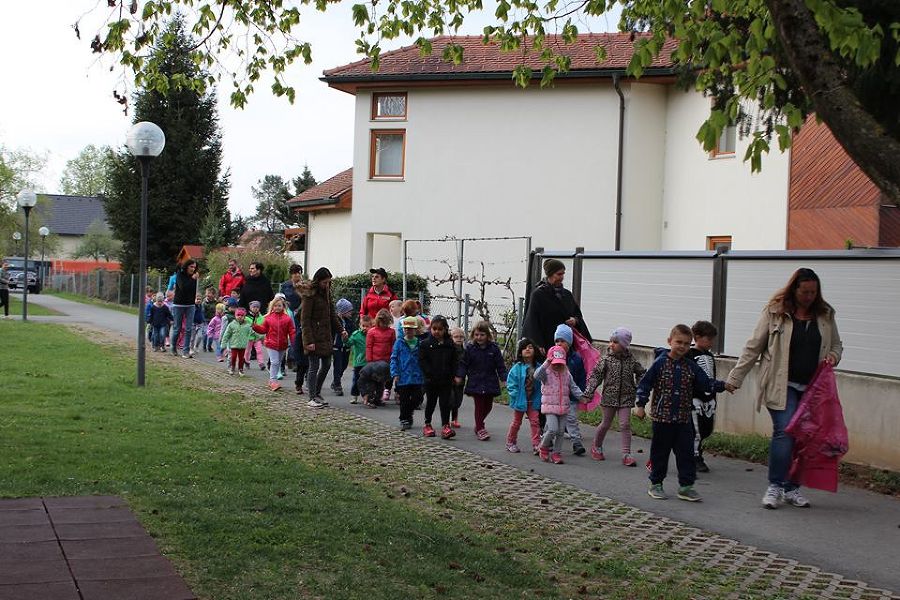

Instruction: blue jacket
[280,279,302,313]
[457,341,507,397]
[506,362,542,412]
[390,338,424,386]
[193,304,205,325]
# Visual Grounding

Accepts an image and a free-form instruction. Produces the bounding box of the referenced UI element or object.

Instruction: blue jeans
[152,325,169,349]
[332,348,350,388]
[767,386,801,490]
[169,305,196,354]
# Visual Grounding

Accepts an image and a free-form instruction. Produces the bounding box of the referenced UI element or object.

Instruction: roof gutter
[613,73,625,251]
[320,67,676,85]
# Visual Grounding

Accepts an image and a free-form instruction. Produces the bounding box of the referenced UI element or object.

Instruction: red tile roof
[323,34,676,81]
[288,168,352,205]
[178,245,205,260]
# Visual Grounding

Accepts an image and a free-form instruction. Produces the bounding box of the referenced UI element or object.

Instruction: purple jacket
[206,314,223,340]
[457,341,507,397]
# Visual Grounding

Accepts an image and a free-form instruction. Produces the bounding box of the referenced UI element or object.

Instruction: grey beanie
[610,327,633,350]
[543,258,566,278]
[335,298,353,314]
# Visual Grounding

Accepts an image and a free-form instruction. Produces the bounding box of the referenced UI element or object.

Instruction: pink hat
[235,308,247,317]
[548,345,567,365]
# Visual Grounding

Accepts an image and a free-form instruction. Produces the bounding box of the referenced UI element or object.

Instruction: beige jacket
[726,304,843,411]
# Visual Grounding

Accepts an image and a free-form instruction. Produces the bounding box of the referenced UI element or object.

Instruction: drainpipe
[613,73,625,251]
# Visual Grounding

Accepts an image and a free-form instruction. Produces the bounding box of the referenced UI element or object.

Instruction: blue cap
[553,324,573,345]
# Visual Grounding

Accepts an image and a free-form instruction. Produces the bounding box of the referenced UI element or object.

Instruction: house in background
[36,194,121,272]
[287,168,353,276]
[176,245,205,264]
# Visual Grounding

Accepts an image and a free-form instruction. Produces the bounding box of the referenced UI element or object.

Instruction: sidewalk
[26,293,900,596]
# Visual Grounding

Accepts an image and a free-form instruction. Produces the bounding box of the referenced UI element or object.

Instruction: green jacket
[221,319,253,349]
[347,328,368,368]
[248,313,265,341]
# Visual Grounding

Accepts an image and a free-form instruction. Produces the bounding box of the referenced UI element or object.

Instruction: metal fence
[529,248,900,378]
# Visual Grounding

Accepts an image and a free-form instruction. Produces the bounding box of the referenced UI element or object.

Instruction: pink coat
[535,362,583,415]
[206,315,223,340]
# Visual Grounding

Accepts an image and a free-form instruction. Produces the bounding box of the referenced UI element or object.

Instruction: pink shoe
[268,381,281,391]
[550,452,564,464]
[506,443,520,453]
[539,447,550,462]
[423,424,436,437]
[590,446,605,461]
[623,455,637,467]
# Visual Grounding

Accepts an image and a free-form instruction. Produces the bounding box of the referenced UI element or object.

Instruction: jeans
[350,366,363,397]
[332,348,350,389]
[307,354,332,398]
[293,327,309,389]
[151,325,169,349]
[169,305,196,354]
[565,400,583,446]
[266,348,286,382]
[649,421,696,487]
[541,413,565,452]
[768,387,802,491]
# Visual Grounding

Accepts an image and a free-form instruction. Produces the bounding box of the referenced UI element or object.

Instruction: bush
[205,248,293,293]
[330,271,431,315]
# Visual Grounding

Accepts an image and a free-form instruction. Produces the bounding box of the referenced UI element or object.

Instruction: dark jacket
[148,304,173,328]
[172,271,198,306]
[419,336,458,386]
[636,350,725,424]
[457,341,507,397]
[522,280,591,351]
[239,274,274,312]
[299,281,344,357]
[359,361,391,386]
[192,304,205,324]
[280,279,303,313]
[334,316,357,351]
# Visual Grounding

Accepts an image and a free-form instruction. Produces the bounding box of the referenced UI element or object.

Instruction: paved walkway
[24,294,900,596]
[0,496,195,600]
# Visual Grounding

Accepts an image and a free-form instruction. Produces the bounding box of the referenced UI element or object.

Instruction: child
[536,345,584,464]
[449,327,466,428]
[366,309,397,402]
[220,308,253,376]
[391,316,425,430]
[206,303,226,362]
[191,294,206,353]
[148,293,173,351]
[506,338,543,454]
[635,324,727,502]
[358,361,390,408]
[689,320,719,473]
[229,289,241,306]
[346,314,372,404]
[331,298,356,396]
[164,289,175,308]
[418,316,458,439]
[388,300,404,328]
[455,321,507,441]
[251,297,296,391]
[201,287,218,352]
[395,299,426,336]
[246,301,266,371]
[551,324,587,456]
[581,327,646,466]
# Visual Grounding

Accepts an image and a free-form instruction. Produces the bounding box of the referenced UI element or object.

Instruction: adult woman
[726,268,842,509]
[300,267,347,408]
[360,267,397,319]
[170,259,200,358]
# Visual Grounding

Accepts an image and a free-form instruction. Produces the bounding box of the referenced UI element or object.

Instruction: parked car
[6,268,41,293]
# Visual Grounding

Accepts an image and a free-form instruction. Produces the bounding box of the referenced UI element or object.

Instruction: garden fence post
[129,274,135,307]
[572,247,584,305]
[463,294,470,334]
[157,275,162,294]
[517,297,525,340]
[711,250,729,354]
[117,273,122,305]
[97,270,102,299]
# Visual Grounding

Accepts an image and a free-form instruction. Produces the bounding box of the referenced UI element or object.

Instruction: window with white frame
[370,130,405,178]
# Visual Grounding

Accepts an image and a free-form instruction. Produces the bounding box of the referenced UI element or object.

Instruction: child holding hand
[456,321,507,441]
[536,345,584,464]
[506,338,543,454]
[221,308,253,376]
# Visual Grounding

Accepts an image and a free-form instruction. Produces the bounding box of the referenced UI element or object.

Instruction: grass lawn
[47,290,138,315]
[3,295,64,316]
[0,322,561,599]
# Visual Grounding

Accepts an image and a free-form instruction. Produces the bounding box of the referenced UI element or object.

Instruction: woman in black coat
[170,259,199,358]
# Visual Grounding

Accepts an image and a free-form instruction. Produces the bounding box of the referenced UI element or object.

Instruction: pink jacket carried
[785,362,849,493]
[535,362,583,416]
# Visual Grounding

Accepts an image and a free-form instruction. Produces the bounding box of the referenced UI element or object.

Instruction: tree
[59,144,113,196]
[103,16,230,272]
[292,165,317,197]
[88,1,900,205]
[0,144,47,256]
[251,174,299,232]
[73,220,122,262]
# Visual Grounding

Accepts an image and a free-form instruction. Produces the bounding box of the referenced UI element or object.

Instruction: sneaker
[622,455,637,467]
[333,387,344,397]
[506,443,520,453]
[451,420,461,429]
[313,395,328,406]
[423,424,436,437]
[181,353,192,359]
[238,370,245,377]
[217,357,225,362]
[539,447,550,462]
[441,425,455,439]
[268,381,281,391]
[677,485,702,502]
[532,446,540,456]
[476,429,491,441]
[646,460,653,473]
[295,386,304,396]
[550,452,564,464]
[762,484,783,509]
[276,371,284,380]
[573,443,586,456]
[307,399,325,409]
[648,483,667,500]
[400,420,412,431]
[590,446,605,461]
[696,456,710,473]
[227,367,234,375]
[350,396,359,404]
[783,488,811,508]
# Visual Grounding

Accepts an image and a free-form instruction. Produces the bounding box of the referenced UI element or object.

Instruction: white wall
[660,88,790,250]
[307,210,352,277]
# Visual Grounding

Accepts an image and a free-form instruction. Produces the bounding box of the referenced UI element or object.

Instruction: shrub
[330,271,431,315]
[205,248,293,293]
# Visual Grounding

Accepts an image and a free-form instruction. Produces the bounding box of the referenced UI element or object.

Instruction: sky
[0,2,619,218]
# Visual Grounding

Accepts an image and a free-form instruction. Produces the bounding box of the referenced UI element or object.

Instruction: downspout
[613,73,625,251]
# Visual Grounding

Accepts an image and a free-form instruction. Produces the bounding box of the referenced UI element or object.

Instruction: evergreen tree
[104,16,229,272]
[292,164,317,196]
[251,174,295,232]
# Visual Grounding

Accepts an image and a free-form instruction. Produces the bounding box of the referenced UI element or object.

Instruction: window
[707,235,732,252]
[370,130,405,179]
[372,92,407,120]
[711,124,737,157]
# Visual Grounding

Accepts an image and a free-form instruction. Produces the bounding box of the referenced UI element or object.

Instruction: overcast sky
[0,2,618,218]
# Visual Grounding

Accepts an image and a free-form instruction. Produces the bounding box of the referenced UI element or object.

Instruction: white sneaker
[350,396,359,404]
[762,484,783,509]
[783,488,811,508]
[227,368,234,375]
[307,399,325,409]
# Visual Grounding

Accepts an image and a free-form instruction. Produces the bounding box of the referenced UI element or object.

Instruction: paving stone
[54,521,149,541]
[69,556,180,581]
[42,496,127,510]
[78,576,197,600]
[0,581,80,600]
[0,499,44,512]
[0,542,64,561]
[0,559,71,585]
[60,537,160,560]
[0,524,56,543]
[0,511,49,527]
[48,507,140,525]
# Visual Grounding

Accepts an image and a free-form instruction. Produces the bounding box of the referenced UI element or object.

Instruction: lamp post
[12,231,21,256]
[38,226,49,291]
[126,121,166,386]
[16,191,38,321]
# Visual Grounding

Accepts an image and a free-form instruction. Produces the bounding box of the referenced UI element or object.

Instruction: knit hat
[548,345,567,365]
[336,298,353,314]
[543,258,566,278]
[235,308,247,317]
[610,327,633,350]
[249,300,261,309]
[553,323,573,345]
[312,266,333,283]
[401,316,420,329]
[226,298,239,307]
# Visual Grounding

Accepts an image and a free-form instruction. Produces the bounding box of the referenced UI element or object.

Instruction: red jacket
[366,325,396,363]
[252,311,295,351]
[219,269,245,297]
[360,285,397,319]
[786,363,849,493]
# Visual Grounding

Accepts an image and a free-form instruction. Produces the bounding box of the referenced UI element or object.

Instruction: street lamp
[16,190,37,321]
[126,121,165,386]
[39,226,49,291]
[12,231,21,256]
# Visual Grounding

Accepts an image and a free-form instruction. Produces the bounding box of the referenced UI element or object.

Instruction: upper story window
[372,92,407,120]
[370,129,406,179]
[711,124,737,157]
[707,235,732,252]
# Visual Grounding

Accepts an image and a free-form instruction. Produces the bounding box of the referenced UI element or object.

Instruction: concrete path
[25,293,900,595]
